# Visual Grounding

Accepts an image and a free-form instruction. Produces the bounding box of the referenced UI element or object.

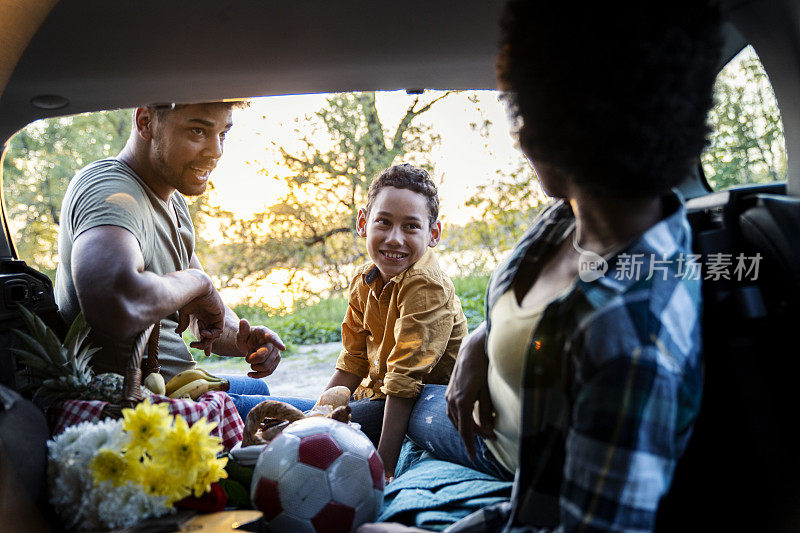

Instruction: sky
[205,90,527,234]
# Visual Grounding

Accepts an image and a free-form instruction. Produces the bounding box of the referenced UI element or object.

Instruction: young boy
[323,163,468,480]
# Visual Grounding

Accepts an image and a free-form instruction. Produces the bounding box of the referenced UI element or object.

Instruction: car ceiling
[0,0,503,144]
[0,0,799,194]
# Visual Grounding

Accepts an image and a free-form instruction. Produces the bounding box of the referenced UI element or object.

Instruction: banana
[164,368,230,396]
[191,368,230,391]
[165,369,212,395]
[168,378,210,400]
[164,369,208,395]
[205,379,230,393]
[143,372,166,395]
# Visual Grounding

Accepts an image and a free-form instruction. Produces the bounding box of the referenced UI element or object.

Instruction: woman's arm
[445,322,495,459]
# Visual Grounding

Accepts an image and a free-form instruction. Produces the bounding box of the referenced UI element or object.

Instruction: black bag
[0,384,49,508]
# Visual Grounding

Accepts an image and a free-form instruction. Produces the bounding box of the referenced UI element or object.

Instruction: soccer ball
[250,417,385,533]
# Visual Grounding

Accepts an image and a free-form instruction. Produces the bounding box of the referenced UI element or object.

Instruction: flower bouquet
[48,400,228,530]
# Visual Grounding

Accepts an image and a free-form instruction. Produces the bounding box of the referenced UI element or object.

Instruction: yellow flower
[140,464,188,504]
[188,416,222,458]
[123,453,147,485]
[90,448,128,486]
[121,400,171,454]
[192,456,228,497]
[156,416,221,472]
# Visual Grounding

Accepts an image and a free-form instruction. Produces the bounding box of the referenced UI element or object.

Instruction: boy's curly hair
[496,1,723,198]
[366,164,439,228]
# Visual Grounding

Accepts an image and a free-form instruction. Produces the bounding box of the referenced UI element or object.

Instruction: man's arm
[185,254,286,378]
[72,225,225,341]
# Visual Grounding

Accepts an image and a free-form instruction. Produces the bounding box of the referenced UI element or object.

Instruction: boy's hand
[236,318,286,378]
[446,322,495,460]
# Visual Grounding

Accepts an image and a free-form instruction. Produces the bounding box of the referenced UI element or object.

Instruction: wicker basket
[101,322,161,419]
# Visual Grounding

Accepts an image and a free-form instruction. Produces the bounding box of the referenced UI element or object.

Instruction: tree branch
[304,226,351,247]
[390,91,453,152]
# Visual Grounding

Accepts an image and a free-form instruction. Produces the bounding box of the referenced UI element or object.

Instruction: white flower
[47,418,173,530]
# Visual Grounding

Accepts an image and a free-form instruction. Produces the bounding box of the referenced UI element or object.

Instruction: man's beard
[151,141,207,197]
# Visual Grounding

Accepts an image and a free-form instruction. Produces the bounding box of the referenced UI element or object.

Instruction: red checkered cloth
[51,391,244,450]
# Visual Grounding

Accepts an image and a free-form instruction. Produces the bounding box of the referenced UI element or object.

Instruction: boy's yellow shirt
[335,249,468,400]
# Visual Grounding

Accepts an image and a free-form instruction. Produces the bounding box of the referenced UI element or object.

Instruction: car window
[0,91,543,305]
[702,45,786,190]
[0,109,131,279]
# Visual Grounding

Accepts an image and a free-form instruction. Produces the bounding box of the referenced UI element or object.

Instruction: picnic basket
[100,322,161,419]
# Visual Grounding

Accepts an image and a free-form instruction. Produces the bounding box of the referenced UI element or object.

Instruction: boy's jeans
[407,384,513,481]
[218,374,316,422]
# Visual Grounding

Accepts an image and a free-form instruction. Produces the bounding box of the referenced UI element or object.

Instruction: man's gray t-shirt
[55,158,196,379]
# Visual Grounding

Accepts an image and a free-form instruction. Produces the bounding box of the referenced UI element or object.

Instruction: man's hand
[445,321,495,460]
[176,272,226,356]
[236,318,286,378]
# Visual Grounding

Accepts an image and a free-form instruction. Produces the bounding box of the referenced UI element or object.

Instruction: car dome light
[30,94,69,110]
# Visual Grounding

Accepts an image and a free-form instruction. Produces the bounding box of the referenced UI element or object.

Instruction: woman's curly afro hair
[497,1,724,198]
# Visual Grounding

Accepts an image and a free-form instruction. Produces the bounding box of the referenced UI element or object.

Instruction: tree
[702,47,786,190]
[213,91,452,295]
[2,109,131,278]
[441,162,545,276]
[437,93,546,276]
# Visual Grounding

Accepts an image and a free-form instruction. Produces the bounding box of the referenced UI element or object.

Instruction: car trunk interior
[2,0,800,530]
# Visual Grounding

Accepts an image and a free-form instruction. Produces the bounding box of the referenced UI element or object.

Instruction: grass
[452,274,490,331]
[186,273,490,359]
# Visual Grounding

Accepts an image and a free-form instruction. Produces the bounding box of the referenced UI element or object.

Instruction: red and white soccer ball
[250,416,385,533]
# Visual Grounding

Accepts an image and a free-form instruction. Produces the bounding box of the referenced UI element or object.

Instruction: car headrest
[738,193,800,288]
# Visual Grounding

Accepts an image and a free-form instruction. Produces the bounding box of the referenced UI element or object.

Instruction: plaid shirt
[447,194,702,532]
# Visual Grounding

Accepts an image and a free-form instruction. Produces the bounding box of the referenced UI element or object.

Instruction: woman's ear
[356,208,368,238]
[428,220,442,247]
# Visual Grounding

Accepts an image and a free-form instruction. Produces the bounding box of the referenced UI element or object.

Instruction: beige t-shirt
[484,288,548,473]
[55,158,196,380]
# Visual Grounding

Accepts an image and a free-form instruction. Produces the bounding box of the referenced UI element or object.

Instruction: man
[55,102,309,416]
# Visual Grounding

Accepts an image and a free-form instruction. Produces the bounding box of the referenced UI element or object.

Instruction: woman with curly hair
[360,1,723,532]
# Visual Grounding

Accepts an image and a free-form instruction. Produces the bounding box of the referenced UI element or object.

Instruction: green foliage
[702,46,786,189]
[442,165,545,277]
[10,307,99,402]
[220,456,254,508]
[212,91,452,293]
[235,297,348,349]
[2,109,131,279]
[453,275,490,331]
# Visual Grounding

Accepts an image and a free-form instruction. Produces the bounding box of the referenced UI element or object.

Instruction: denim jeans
[218,374,316,422]
[348,397,386,448]
[406,384,513,481]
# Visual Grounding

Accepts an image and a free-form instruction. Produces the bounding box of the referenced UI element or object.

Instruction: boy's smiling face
[357,186,441,285]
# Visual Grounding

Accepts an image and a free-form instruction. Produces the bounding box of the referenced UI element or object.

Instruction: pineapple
[9,305,149,404]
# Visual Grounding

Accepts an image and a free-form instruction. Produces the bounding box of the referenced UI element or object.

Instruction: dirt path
[200,342,341,400]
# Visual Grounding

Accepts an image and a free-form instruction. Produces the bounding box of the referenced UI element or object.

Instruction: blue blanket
[378,440,513,531]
